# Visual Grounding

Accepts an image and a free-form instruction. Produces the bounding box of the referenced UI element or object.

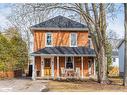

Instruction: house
[108,38,120,67]
[111,50,119,67]
[30,15,96,80]
[117,39,124,77]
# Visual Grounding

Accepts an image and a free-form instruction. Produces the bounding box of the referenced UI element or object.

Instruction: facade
[117,39,124,77]
[111,50,119,67]
[108,38,120,67]
[30,16,96,80]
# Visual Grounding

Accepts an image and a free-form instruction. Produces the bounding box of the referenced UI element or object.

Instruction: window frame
[70,33,77,47]
[88,38,92,48]
[113,58,116,62]
[65,56,74,69]
[45,32,52,47]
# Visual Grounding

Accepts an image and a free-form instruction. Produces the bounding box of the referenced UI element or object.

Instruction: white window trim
[65,56,74,69]
[70,33,77,47]
[88,38,92,48]
[45,32,53,47]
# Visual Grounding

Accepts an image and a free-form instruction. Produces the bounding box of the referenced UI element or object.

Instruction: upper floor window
[46,32,52,47]
[70,33,77,47]
[88,38,92,48]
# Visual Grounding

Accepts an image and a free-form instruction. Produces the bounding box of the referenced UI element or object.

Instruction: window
[66,57,73,69]
[88,38,92,48]
[46,32,52,46]
[113,58,116,62]
[70,33,77,47]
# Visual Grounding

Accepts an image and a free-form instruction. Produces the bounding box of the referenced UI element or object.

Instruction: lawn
[48,77,127,92]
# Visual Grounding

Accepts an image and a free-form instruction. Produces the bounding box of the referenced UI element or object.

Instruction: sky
[0,3,125,39]
[0,4,12,30]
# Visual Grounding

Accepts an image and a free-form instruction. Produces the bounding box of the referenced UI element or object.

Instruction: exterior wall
[33,30,89,51]
[118,42,125,77]
[112,57,119,67]
[59,57,65,75]
[35,56,41,76]
[84,57,89,76]
[74,57,82,76]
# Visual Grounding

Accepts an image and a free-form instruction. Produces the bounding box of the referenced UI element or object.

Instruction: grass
[48,77,127,92]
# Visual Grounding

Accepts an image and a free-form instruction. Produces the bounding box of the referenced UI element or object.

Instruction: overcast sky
[0,3,124,39]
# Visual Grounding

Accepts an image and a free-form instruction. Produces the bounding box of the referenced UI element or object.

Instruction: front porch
[31,56,96,80]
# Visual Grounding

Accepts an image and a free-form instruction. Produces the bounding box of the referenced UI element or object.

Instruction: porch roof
[31,47,96,57]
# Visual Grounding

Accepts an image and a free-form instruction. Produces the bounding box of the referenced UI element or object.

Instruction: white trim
[45,32,53,47]
[88,38,92,48]
[32,56,36,80]
[51,57,54,79]
[31,54,96,57]
[65,56,74,70]
[41,57,44,77]
[57,56,60,78]
[30,27,89,31]
[70,33,77,47]
[88,59,92,75]
[94,58,96,76]
[81,57,84,78]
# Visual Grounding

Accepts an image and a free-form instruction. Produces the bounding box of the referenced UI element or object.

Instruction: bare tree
[8,4,59,68]
[124,3,127,86]
[49,3,110,84]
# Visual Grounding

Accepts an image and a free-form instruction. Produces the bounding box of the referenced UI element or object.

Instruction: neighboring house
[117,39,124,77]
[30,15,96,80]
[108,38,120,67]
[111,50,119,67]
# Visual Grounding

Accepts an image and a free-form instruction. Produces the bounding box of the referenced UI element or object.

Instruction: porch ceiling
[31,46,96,57]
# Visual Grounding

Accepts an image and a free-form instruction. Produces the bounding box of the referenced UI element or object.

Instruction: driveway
[0,79,48,92]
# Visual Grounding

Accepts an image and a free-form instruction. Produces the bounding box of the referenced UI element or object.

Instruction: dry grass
[48,77,127,92]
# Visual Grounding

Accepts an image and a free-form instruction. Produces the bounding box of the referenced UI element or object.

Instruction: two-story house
[30,15,96,80]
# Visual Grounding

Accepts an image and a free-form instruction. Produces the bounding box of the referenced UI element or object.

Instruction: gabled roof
[117,39,124,48]
[31,46,95,56]
[30,15,88,31]
[108,38,122,49]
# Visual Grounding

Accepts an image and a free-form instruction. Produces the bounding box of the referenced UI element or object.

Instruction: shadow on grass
[51,77,124,87]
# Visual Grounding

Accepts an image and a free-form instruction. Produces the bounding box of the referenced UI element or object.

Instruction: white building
[111,50,119,67]
[117,39,124,77]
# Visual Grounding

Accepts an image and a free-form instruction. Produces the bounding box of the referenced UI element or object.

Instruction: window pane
[113,58,116,62]
[66,57,73,69]
[71,33,77,46]
[46,33,52,45]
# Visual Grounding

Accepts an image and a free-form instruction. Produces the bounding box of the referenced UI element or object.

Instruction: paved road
[0,79,48,92]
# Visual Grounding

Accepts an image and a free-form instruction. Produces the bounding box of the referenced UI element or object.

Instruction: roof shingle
[31,47,95,56]
[31,15,87,29]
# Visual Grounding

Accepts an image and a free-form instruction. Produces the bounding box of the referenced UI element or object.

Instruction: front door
[44,58,51,76]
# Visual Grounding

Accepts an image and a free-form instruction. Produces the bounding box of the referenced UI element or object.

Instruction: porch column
[41,57,44,77]
[94,58,96,76]
[51,57,54,79]
[57,56,60,78]
[81,56,84,78]
[32,56,36,80]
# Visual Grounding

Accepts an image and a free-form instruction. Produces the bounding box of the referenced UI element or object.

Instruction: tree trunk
[123,3,127,86]
[97,45,109,84]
